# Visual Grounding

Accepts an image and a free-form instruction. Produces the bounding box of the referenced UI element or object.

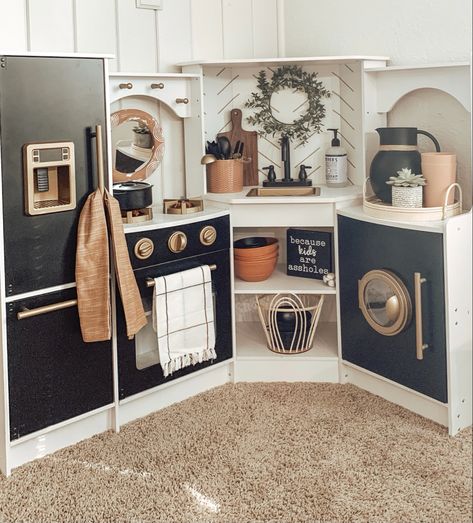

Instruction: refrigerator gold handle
[414,272,429,360]
[17,299,78,320]
[95,124,105,193]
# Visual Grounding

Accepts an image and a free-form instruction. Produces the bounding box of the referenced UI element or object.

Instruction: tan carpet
[0,383,471,523]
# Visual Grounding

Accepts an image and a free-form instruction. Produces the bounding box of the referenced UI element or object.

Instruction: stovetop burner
[163,197,204,215]
[121,207,153,224]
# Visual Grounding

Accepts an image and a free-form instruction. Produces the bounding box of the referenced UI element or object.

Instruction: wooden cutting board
[217,108,259,186]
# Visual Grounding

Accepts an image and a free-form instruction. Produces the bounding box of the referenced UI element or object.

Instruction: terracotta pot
[234,248,279,263]
[421,152,456,207]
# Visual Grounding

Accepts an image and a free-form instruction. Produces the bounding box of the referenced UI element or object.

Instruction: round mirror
[270,88,309,125]
[111,108,164,183]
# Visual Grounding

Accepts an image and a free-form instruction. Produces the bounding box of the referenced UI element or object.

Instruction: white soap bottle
[325,128,348,187]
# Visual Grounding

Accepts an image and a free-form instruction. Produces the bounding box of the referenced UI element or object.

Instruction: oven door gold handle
[414,272,429,360]
[17,299,78,320]
[145,264,217,288]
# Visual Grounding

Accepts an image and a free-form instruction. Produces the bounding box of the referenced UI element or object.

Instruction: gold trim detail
[134,238,154,260]
[358,269,412,336]
[378,145,417,151]
[414,272,429,360]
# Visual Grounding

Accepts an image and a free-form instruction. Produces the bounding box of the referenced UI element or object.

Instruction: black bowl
[276,310,312,332]
[233,237,275,249]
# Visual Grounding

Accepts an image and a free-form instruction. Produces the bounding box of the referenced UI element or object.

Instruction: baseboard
[343,362,449,429]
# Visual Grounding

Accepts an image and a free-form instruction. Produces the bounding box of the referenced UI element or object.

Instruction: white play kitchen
[0,53,470,476]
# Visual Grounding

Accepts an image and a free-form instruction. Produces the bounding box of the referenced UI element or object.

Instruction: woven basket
[206,159,244,193]
[256,293,325,354]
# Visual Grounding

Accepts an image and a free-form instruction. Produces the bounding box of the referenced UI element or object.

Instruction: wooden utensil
[218,109,258,186]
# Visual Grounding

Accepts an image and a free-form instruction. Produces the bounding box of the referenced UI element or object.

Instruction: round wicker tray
[363,179,462,222]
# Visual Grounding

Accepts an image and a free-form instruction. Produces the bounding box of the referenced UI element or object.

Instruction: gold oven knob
[134,238,154,260]
[200,225,217,246]
[168,231,187,253]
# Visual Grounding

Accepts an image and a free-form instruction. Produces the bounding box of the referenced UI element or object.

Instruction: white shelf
[236,321,338,361]
[234,265,336,295]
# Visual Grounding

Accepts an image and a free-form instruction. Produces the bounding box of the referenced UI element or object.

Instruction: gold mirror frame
[111,108,165,183]
[358,269,412,336]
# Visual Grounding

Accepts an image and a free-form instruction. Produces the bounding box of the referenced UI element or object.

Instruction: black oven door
[117,249,232,399]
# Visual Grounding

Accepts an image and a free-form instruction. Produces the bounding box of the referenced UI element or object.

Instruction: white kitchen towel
[152,265,216,377]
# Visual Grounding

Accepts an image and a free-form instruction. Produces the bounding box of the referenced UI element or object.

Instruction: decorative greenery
[244,65,330,145]
[386,168,427,188]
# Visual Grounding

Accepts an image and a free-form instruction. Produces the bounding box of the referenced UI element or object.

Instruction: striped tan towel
[104,189,147,338]
[76,188,111,342]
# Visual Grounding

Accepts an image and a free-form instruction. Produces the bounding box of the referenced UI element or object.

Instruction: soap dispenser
[325,129,347,187]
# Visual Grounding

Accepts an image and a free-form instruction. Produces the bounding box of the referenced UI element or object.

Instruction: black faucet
[281,134,292,182]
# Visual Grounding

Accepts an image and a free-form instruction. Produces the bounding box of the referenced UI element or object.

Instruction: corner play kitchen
[0,53,470,476]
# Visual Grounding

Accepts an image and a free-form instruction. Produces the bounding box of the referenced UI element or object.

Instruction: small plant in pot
[132,122,153,149]
[386,168,426,208]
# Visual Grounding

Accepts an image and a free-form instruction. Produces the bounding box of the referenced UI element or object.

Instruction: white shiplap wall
[0,0,281,198]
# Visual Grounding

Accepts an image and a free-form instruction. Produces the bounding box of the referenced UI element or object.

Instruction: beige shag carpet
[0,383,471,523]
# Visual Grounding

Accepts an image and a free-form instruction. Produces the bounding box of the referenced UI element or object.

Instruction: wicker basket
[206,159,244,193]
[256,293,324,354]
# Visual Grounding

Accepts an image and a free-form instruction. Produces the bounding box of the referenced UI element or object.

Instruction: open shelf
[234,265,336,295]
[236,321,338,361]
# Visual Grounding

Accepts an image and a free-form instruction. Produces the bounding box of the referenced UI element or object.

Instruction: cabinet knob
[119,82,133,90]
[175,97,189,104]
[134,238,154,260]
[168,231,187,253]
[151,82,164,89]
[200,226,217,246]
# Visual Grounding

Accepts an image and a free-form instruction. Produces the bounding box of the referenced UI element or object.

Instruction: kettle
[369,127,441,203]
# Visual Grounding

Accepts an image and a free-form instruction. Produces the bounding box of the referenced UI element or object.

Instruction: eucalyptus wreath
[245,65,330,145]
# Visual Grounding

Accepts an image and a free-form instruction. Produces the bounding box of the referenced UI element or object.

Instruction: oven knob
[200,225,217,246]
[134,238,154,260]
[168,231,187,253]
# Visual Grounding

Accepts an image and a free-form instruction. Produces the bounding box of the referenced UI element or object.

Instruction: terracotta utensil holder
[206,159,244,193]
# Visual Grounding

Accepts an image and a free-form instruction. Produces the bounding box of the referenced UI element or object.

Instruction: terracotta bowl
[234,255,278,282]
[234,237,279,259]
[234,248,279,263]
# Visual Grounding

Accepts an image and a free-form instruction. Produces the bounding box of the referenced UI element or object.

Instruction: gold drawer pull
[151,82,164,89]
[414,272,429,360]
[146,264,217,288]
[119,82,133,89]
[175,97,189,104]
[17,299,78,320]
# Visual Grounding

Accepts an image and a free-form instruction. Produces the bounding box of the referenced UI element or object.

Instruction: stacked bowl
[234,237,279,282]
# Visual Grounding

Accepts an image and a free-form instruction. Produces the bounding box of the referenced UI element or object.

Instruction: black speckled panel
[7,288,113,440]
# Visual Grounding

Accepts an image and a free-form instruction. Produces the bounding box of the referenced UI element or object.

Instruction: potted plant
[386,168,426,208]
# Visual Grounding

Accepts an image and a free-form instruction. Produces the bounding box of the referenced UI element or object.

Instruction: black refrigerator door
[7,288,113,440]
[0,56,108,296]
[338,215,447,402]
[117,250,233,399]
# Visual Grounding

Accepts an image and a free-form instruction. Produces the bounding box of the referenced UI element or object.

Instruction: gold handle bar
[95,124,105,193]
[146,264,217,288]
[414,272,429,360]
[17,299,78,320]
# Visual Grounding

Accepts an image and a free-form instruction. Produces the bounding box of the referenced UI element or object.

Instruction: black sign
[286,229,333,280]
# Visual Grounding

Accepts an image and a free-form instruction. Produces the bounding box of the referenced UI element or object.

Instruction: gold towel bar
[145,264,217,288]
[17,299,78,320]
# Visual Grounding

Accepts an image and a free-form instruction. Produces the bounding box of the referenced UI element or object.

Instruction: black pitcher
[369,127,441,203]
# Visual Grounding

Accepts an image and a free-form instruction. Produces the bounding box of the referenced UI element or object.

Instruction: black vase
[369,127,440,203]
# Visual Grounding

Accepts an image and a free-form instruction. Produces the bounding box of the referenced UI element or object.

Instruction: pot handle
[417,130,441,152]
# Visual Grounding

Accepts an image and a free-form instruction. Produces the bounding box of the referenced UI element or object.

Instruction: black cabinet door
[0,56,108,296]
[338,216,447,402]
[7,288,113,440]
[117,250,233,399]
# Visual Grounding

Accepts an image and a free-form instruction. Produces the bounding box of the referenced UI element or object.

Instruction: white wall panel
[28,0,74,52]
[252,0,278,58]
[190,0,223,60]
[116,0,157,72]
[0,0,27,51]
[156,0,192,72]
[75,0,118,70]
[222,0,253,59]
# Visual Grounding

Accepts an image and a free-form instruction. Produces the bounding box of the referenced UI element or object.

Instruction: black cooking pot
[113,182,153,211]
